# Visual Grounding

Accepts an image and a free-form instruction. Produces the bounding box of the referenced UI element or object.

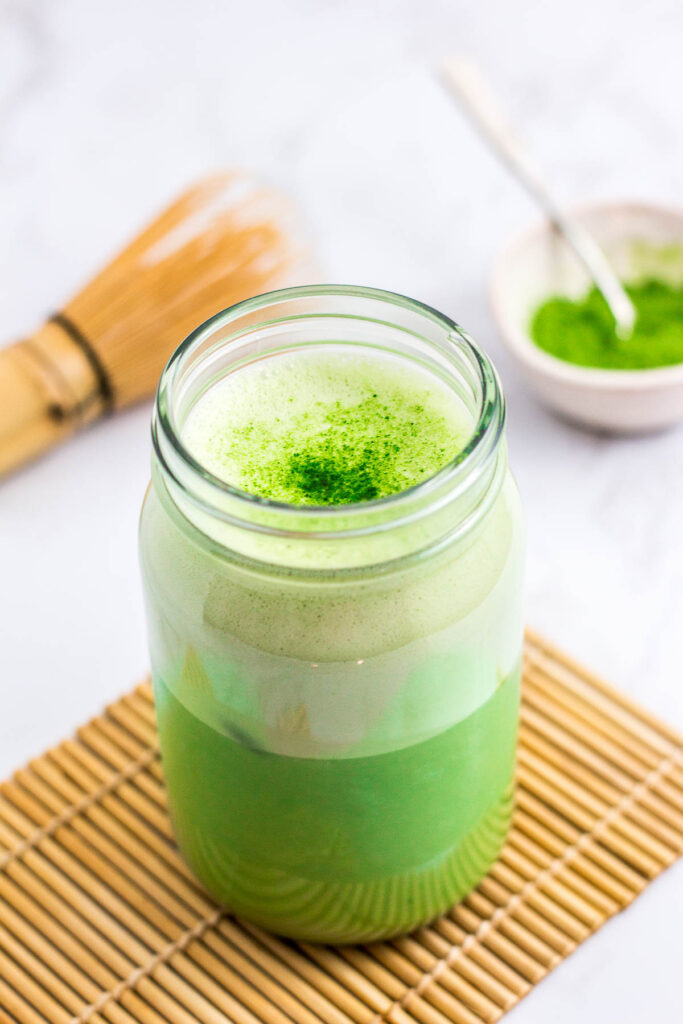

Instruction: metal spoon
[440,57,636,338]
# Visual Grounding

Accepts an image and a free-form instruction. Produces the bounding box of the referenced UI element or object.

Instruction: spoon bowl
[490,201,683,433]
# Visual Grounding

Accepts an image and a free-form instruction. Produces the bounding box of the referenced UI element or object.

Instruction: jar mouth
[154,284,504,534]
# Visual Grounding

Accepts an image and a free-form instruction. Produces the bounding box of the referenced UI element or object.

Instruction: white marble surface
[1,1,682,1019]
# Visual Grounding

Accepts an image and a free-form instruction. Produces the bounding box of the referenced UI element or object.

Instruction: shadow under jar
[139,285,524,944]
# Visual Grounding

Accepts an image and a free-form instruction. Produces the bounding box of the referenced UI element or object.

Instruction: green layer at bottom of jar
[154,665,519,944]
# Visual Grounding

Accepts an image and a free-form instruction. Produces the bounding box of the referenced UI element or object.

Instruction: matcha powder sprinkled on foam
[247,393,451,505]
[181,352,473,507]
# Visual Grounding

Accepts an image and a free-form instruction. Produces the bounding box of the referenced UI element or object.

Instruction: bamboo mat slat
[1,631,682,1024]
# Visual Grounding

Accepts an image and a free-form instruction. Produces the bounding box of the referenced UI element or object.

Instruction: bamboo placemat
[1,630,682,1024]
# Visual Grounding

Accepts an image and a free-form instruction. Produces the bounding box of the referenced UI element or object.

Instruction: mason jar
[139,285,524,944]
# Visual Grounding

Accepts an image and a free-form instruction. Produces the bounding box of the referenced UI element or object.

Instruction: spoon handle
[440,57,636,337]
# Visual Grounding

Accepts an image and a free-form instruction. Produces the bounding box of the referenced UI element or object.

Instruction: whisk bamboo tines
[0,171,314,477]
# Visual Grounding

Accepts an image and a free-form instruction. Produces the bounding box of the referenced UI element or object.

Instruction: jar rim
[154,284,505,533]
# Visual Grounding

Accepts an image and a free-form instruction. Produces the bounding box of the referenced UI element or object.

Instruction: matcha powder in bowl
[530,278,683,370]
[489,202,683,433]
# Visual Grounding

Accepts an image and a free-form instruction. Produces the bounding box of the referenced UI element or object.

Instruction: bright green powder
[182,350,472,506]
[530,278,683,369]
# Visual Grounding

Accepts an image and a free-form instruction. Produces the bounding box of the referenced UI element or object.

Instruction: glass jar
[139,285,524,944]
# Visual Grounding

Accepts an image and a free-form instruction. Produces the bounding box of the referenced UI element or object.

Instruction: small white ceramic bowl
[490,202,683,433]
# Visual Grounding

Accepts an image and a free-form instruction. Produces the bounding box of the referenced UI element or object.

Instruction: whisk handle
[0,320,107,477]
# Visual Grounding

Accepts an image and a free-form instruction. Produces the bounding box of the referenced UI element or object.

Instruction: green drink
[140,286,524,943]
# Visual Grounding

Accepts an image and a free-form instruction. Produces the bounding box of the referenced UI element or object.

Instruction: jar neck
[152,285,506,574]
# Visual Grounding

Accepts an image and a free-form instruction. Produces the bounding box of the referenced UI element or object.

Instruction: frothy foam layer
[181,349,473,504]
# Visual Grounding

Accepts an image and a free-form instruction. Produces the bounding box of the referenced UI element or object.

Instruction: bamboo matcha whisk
[0,171,313,477]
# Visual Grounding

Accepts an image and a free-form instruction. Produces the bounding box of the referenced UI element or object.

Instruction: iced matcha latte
[140,286,524,943]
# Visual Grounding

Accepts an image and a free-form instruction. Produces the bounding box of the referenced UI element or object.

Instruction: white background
[1,1,682,1020]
